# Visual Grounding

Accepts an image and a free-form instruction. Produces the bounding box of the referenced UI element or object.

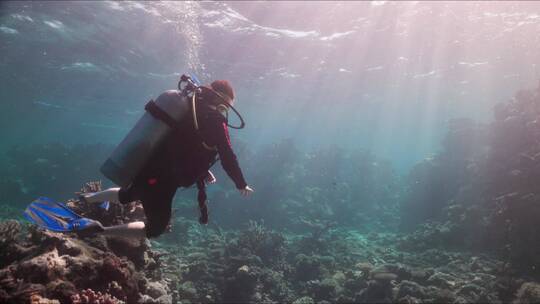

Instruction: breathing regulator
[178,74,245,129]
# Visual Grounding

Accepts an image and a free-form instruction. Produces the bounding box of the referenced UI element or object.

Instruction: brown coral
[0,220,21,244]
[71,288,123,304]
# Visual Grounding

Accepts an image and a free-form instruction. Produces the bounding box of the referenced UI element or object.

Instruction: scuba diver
[25,76,253,239]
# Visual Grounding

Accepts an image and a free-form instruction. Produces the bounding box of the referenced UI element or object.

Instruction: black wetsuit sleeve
[211,119,248,189]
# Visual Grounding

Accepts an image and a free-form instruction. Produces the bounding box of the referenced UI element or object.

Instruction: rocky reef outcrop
[0,184,168,304]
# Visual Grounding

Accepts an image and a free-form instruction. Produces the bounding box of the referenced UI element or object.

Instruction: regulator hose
[225,103,245,129]
[179,74,246,129]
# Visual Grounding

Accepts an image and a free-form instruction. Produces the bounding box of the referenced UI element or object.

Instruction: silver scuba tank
[100,90,191,187]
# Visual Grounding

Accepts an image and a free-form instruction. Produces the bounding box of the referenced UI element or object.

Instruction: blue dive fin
[24,197,94,232]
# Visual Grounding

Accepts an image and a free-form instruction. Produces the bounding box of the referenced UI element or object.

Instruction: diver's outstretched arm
[239,185,254,197]
[205,170,217,184]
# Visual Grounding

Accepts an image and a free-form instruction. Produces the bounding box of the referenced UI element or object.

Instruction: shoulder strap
[146,97,218,151]
[192,94,220,151]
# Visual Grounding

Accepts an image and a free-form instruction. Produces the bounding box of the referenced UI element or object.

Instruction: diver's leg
[101,221,146,239]
[96,178,176,239]
[81,187,121,203]
[86,175,176,239]
[142,182,176,238]
[79,199,173,239]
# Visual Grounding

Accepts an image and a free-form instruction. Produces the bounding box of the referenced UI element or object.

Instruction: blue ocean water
[2,2,540,303]
[1,1,538,173]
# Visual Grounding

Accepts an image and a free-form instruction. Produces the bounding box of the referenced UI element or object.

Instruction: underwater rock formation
[0,225,162,304]
[1,203,538,303]
[397,82,540,278]
[483,83,540,274]
[399,117,487,231]
[0,186,169,304]
[514,282,540,304]
[71,289,123,304]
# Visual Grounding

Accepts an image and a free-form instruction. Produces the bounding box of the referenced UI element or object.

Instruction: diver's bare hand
[239,185,254,197]
[205,171,217,184]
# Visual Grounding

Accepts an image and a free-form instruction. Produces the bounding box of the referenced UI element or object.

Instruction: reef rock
[514,282,540,304]
[397,280,426,299]
[0,221,164,304]
[292,296,315,304]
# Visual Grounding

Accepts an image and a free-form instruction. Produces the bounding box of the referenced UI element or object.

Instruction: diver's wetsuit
[118,91,247,238]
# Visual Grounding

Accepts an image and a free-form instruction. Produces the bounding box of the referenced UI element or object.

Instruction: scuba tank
[100,75,199,187]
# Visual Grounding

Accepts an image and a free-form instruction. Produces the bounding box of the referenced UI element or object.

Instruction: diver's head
[210,80,235,107]
[205,79,246,129]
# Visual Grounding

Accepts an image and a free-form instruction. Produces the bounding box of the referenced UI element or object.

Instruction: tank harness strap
[192,92,218,151]
[145,100,180,130]
[145,96,217,151]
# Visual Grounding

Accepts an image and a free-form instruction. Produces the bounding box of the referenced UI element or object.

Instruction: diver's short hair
[211,80,235,101]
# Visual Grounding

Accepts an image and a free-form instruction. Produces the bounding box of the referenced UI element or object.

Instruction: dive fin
[24,197,100,233]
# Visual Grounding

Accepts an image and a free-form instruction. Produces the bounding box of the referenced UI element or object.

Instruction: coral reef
[0,226,153,303]
[1,191,539,303]
[514,282,540,304]
[71,289,123,304]
[397,82,540,275]
[136,221,534,303]
[200,139,401,233]
[0,187,168,304]
[2,83,540,302]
